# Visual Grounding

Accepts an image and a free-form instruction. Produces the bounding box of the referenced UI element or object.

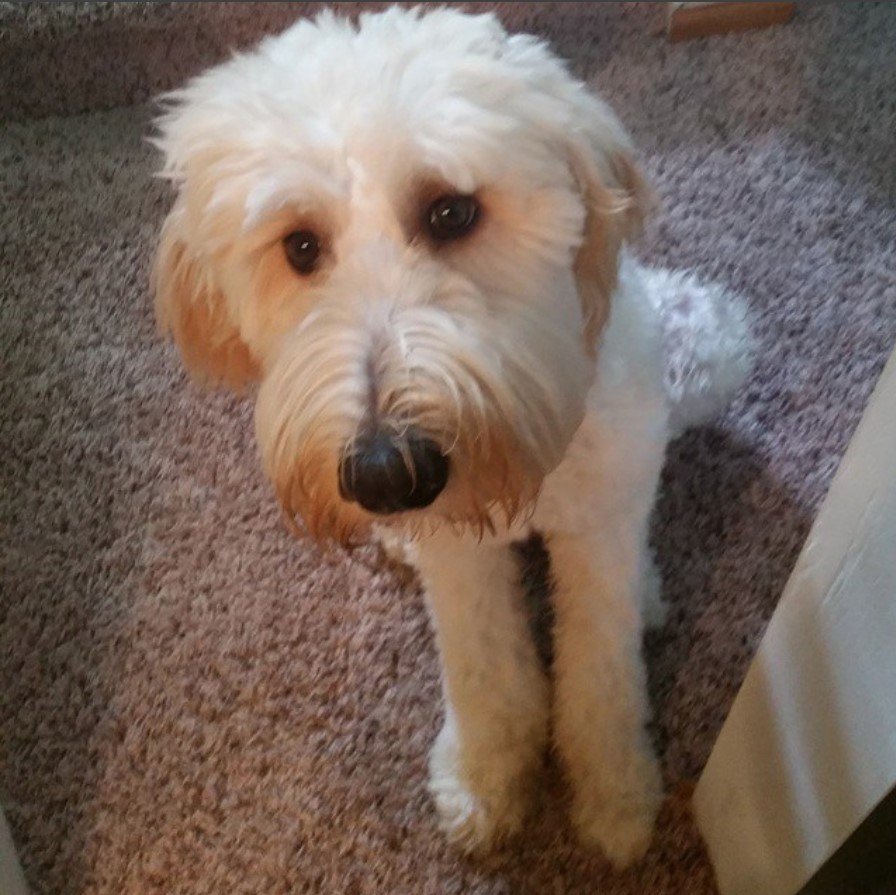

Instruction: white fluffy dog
[153,6,750,867]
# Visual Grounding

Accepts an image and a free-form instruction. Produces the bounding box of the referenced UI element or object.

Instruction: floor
[1,3,894,893]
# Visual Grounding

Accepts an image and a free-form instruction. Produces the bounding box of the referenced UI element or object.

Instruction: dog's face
[153,8,646,543]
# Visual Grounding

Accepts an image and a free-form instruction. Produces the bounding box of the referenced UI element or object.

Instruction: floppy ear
[152,206,259,390]
[567,92,652,349]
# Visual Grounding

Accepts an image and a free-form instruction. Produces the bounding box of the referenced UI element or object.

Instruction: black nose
[338,430,449,515]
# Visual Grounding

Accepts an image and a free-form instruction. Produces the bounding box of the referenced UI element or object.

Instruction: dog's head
[153,7,647,543]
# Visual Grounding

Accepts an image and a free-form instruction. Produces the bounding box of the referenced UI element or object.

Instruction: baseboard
[668,2,796,42]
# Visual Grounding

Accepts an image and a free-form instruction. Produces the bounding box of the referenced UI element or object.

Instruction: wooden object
[668,2,796,41]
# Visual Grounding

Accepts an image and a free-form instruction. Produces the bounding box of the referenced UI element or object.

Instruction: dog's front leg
[548,530,662,868]
[414,532,549,852]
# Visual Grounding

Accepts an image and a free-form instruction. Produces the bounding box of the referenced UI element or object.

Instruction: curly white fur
[152,6,751,867]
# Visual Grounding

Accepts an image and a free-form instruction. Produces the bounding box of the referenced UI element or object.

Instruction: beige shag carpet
[2,3,895,892]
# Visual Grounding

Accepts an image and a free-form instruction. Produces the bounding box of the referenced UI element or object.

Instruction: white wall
[695,345,896,895]
[0,805,29,895]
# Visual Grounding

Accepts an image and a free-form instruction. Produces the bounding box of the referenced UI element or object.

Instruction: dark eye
[426,194,480,241]
[283,230,321,275]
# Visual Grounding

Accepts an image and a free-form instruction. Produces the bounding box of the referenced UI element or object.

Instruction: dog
[152,6,751,867]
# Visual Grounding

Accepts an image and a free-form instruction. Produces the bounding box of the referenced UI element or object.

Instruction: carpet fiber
[2,3,895,893]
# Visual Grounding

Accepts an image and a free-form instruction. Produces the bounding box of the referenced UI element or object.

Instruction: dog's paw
[428,726,532,853]
[571,763,662,868]
[573,793,657,868]
[429,768,526,853]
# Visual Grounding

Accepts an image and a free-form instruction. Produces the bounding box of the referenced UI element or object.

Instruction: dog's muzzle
[338,429,449,515]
